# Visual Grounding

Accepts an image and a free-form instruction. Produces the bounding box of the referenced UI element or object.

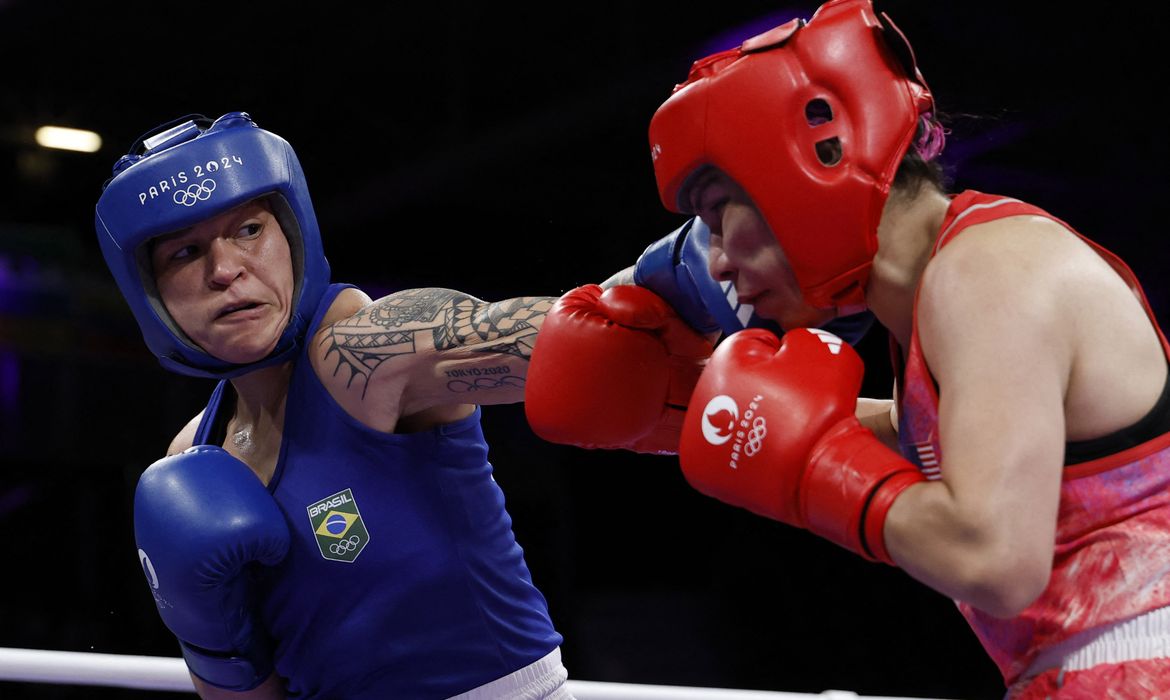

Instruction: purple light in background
[694,6,813,57]
[0,351,17,415]
[0,254,27,315]
[0,484,34,519]
[941,119,1036,169]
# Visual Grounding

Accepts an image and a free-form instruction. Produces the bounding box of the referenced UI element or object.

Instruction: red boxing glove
[679,328,924,564]
[525,284,714,454]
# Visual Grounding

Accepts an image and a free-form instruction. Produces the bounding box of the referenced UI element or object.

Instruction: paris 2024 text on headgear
[95,112,330,379]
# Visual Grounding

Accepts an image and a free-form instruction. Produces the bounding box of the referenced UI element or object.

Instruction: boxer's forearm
[857,398,899,451]
[319,288,554,408]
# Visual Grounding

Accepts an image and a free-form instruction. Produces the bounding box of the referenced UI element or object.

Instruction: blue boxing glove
[634,217,875,344]
[633,217,731,335]
[134,445,289,691]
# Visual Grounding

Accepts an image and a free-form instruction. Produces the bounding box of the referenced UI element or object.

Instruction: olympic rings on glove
[743,417,768,457]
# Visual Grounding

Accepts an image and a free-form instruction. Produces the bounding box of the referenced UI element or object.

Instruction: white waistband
[447,647,572,700]
[1023,605,1170,678]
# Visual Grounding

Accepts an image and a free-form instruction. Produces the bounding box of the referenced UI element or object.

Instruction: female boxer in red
[527,0,1170,696]
[654,2,1170,696]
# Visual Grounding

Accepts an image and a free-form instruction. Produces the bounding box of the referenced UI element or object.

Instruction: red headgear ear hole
[816,138,843,166]
[807,99,842,165]
[805,98,834,126]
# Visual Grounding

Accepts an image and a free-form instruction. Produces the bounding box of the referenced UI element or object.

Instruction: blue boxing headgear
[95,112,330,379]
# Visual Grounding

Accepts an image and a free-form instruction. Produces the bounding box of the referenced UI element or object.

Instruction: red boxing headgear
[649,0,936,311]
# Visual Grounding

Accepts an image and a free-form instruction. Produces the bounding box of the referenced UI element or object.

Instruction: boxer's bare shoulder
[165,410,205,456]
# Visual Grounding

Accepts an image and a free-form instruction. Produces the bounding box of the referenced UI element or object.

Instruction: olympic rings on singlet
[329,535,362,556]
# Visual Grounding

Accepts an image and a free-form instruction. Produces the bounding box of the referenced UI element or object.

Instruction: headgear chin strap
[649,0,937,313]
[95,112,331,379]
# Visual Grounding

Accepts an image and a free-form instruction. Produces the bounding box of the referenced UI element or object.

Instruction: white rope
[0,647,946,699]
[0,647,193,692]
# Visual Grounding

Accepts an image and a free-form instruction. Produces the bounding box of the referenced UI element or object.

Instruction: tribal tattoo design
[318,289,552,397]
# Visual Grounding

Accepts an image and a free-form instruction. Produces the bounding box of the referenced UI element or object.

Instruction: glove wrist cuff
[803,417,925,565]
[861,470,926,564]
[179,639,272,692]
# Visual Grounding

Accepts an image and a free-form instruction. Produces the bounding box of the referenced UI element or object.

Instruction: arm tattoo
[318,320,417,394]
[364,288,452,328]
[438,294,550,358]
[318,289,553,396]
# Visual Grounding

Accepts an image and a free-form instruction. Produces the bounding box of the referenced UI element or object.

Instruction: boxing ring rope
[0,647,949,699]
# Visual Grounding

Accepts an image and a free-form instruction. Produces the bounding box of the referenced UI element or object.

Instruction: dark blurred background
[1,1,1167,698]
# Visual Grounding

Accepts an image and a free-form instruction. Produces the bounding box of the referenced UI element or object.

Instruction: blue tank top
[194,284,562,699]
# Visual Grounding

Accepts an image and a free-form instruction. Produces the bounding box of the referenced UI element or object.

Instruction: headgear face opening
[95,112,331,379]
[648,0,937,312]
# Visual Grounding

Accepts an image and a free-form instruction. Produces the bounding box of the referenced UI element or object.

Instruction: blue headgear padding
[95,112,330,379]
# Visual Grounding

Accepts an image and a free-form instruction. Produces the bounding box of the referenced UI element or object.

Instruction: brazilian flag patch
[306,488,370,563]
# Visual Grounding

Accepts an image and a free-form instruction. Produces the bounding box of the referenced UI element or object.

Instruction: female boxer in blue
[98,111,858,699]
[95,112,578,700]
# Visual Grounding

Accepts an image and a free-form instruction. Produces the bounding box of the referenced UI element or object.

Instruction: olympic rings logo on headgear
[329,535,362,556]
[172,178,217,206]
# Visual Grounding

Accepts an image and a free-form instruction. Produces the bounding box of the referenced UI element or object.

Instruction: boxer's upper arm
[883,217,1072,616]
[312,288,555,420]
